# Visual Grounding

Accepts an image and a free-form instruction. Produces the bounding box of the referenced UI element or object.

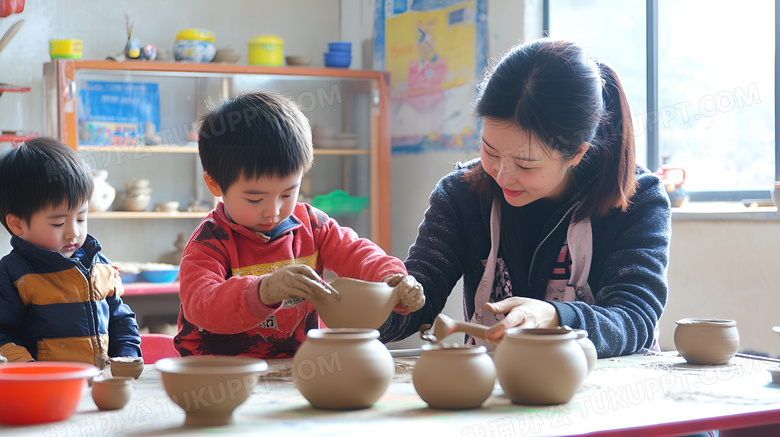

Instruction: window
[547,0,776,201]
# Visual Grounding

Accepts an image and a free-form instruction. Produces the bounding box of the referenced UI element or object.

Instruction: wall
[659,219,780,357]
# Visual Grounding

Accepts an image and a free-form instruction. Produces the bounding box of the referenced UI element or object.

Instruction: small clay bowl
[92,376,134,410]
[109,356,144,379]
[674,318,740,365]
[285,55,311,66]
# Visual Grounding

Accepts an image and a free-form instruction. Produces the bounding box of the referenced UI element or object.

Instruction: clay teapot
[412,344,495,409]
[292,328,394,409]
[494,327,589,405]
[674,318,739,365]
[89,170,116,212]
[311,278,398,329]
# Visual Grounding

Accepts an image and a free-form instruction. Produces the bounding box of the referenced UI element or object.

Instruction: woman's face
[480,118,588,207]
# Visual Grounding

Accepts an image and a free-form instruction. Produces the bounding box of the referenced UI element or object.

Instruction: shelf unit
[44,60,392,254]
[0,84,39,143]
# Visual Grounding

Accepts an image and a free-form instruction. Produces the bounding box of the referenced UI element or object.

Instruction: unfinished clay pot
[156,356,268,427]
[109,356,144,379]
[412,345,495,409]
[311,278,398,329]
[573,329,597,374]
[292,328,393,409]
[91,376,134,410]
[674,318,740,365]
[494,328,588,405]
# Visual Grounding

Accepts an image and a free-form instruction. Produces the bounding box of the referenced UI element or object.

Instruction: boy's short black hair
[198,91,313,191]
[0,136,94,233]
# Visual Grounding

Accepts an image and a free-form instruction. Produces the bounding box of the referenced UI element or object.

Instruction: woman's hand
[483,297,559,345]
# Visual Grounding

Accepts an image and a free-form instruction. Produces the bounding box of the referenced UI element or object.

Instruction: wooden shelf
[78,145,370,155]
[123,282,179,296]
[78,145,198,153]
[89,211,208,219]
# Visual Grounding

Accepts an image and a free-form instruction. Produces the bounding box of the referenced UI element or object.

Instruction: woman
[379,39,671,358]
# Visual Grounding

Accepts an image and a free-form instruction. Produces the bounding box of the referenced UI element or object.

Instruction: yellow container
[49,39,83,60]
[248,35,284,66]
[174,29,215,43]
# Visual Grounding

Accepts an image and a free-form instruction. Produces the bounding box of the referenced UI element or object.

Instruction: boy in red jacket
[175,91,424,358]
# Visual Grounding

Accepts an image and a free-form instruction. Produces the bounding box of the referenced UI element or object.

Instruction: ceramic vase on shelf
[494,327,588,405]
[412,345,496,409]
[292,328,393,410]
[89,170,116,212]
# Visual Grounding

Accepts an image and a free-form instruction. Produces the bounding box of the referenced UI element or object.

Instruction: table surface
[5,351,780,436]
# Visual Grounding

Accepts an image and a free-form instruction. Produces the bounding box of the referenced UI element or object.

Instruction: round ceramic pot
[292,328,393,409]
[312,278,398,329]
[412,345,495,409]
[573,329,598,375]
[674,318,740,365]
[109,357,144,379]
[494,328,588,405]
[91,376,134,410]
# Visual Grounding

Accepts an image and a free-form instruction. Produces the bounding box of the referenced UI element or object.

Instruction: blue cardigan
[0,235,141,365]
[379,160,671,358]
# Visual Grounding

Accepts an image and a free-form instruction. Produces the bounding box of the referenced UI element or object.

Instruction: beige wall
[659,219,780,357]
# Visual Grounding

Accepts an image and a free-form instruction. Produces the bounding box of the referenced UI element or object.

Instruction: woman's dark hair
[470,39,636,221]
[0,136,94,233]
[198,91,313,191]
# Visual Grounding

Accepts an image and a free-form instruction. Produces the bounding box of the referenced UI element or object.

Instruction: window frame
[543,0,779,202]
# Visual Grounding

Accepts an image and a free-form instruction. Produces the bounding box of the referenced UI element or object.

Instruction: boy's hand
[259,265,340,306]
[384,274,425,315]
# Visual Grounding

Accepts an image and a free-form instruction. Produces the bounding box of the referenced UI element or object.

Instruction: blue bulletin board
[77,81,160,146]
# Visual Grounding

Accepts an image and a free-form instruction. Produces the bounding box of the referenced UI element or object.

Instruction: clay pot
[109,357,144,379]
[91,376,134,410]
[292,328,393,409]
[573,329,598,374]
[311,278,398,329]
[674,318,740,365]
[494,328,588,405]
[412,345,495,409]
[156,356,268,427]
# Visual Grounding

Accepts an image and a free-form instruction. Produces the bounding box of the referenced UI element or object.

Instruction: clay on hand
[483,297,559,345]
[384,274,426,314]
[258,265,340,306]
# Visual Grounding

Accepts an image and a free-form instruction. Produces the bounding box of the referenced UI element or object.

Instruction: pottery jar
[573,329,598,375]
[109,356,144,379]
[91,376,134,410]
[89,170,116,212]
[312,278,399,329]
[494,328,588,405]
[292,328,394,410]
[412,345,496,409]
[674,318,740,365]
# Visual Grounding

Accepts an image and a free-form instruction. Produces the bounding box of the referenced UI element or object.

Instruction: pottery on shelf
[412,344,495,409]
[311,278,398,329]
[91,376,134,410]
[109,356,144,379]
[154,201,180,213]
[156,356,268,427]
[89,170,116,212]
[674,318,740,365]
[292,328,394,410]
[573,329,598,375]
[494,327,588,405]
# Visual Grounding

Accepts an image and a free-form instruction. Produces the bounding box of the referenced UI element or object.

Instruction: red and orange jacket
[174,201,405,358]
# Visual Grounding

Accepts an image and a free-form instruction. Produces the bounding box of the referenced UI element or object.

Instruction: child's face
[12,201,89,257]
[216,172,302,234]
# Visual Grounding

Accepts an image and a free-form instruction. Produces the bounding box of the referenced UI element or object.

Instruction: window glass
[548,0,647,167]
[658,1,774,192]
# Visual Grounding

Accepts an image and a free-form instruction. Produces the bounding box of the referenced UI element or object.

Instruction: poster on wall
[374,0,487,155]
